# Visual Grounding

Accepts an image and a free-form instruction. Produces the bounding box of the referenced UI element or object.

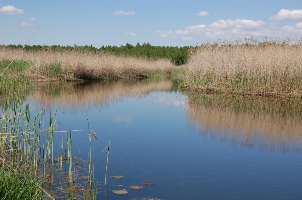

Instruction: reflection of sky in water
[25,88,302,200]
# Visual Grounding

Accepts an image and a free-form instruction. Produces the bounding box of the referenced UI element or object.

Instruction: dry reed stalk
[184,39,302,97]
[0,47,174,81]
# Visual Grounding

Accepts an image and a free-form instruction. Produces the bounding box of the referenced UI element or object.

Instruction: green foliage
[47,63,63,78]
[0,166,44,200]
[0,77,30,95]
[0,60,31,72]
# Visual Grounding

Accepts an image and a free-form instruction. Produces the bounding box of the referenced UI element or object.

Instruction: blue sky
[0,0,301,47]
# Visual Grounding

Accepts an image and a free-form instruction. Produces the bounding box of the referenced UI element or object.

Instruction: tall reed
[183,38,302,97]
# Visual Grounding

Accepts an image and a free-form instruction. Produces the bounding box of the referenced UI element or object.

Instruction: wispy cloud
[124,32,137,37]
[0,5,24,14]
[113,10,136,15]
[158,19,265,39]
[20,22,32,27]
[211,19,265,29]
[197,11,209,17]
[270,9,302,20]
[296,22,302,29]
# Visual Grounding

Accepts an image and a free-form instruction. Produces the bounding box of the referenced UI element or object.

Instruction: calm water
[26,80,302,200]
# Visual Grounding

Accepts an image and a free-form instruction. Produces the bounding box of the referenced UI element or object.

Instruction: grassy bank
[0,45,176,82]
[182,39,302,97]
[0,60,31,96]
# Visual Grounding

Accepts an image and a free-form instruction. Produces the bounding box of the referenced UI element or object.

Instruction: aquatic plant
[0,95,97,199]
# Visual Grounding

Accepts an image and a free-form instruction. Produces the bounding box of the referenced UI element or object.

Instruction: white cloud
[197,11,209,17]
[157,18,302,41]
[124,32,137,37]
[182,36,193,41]
[113,11,136,15]
[0,5,24,14]
[296,22,302,29]
[157,19,265,40]
[30,17,36,21]
[210,19,265,29]
[20,22,32,27]
[270,9,302,20]
[175,25,206,35]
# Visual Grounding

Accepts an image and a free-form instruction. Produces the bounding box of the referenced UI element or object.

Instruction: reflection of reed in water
[29,80,173,109]
[187,94,302,152]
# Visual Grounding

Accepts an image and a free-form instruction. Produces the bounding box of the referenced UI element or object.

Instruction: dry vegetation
[183,38,302,97]
[0,47,174,81]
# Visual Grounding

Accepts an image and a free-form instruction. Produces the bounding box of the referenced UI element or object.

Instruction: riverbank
[1,39,302,98]
[1,47,175,82]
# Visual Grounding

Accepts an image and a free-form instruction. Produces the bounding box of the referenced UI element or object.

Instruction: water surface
[27,80,302,200]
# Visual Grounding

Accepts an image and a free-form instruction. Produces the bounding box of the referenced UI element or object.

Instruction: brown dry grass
[187,94,302,152]
[184,39,302,97]
[0,47,174,81]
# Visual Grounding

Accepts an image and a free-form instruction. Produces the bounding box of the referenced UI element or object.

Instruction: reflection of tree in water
[29,80,173,110]
[187,93,302,152]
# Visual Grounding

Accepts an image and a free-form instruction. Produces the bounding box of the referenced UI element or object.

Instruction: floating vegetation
[112,189,129,195]
[110,175,125,179]
[130,185,144,190]
[142,182,155,186]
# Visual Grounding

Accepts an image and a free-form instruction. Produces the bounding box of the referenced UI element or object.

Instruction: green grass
[47,63,63,78]
[0,60,31,96]
[0,166,44,200]
[0,60,31,72]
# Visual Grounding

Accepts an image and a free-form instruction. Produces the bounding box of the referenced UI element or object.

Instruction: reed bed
[0,95,97,199]
[187,93,302,152]
[183,38,302,97]
[0,46,174,81]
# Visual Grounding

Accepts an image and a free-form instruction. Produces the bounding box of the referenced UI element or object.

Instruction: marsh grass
[0,95,97,199]
[0,165,44,199]
[183,38,302,97]
[0,47,174,81]
[0,60,32,95]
